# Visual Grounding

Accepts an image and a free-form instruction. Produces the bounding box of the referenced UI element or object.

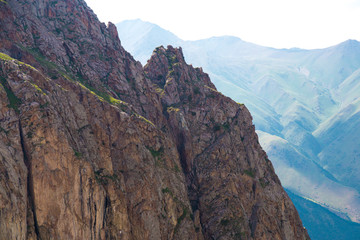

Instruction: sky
[84,0,360,49]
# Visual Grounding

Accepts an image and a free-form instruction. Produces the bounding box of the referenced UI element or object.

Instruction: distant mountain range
[117,19,360,239]
[287,189,360,240]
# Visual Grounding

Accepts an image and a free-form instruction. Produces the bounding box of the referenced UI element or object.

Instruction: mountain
[117,19,182,64]
[116,19,360,237]
[314,97,360,192]
[0,0,309,239]
[286,190,360,240]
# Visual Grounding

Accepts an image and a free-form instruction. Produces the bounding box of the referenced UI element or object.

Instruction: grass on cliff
[146,146,164,158]
[0,52,37,71]
[167,106,180,113]
[133,113,155,127]
[174,208,188,234]
[162,187,173,196]
[244,168,256,178]
[0,52,13,61]
[11,47,152,128]
[94,169,118,185]
[0,51,47,96]
[259,178,270,188]
[18,46,129,109]
[0,76,22,113]
[0,126,9,135]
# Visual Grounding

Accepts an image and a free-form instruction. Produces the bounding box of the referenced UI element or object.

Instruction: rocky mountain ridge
[115,19,360,228]
[0,0,309,239]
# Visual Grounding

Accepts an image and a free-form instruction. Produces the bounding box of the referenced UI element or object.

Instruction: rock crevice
[18,120,40,239]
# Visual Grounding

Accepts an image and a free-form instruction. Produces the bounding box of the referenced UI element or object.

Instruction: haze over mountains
[117,19,360,239]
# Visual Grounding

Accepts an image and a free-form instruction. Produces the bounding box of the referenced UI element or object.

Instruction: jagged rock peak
[145,45,310,239]
[153,45,186,62]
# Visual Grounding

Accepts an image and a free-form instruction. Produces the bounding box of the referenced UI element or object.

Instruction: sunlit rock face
[0,0,309,239]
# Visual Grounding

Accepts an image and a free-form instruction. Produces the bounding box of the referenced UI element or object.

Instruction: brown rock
[0,0,310,239]
[145,46,309,239]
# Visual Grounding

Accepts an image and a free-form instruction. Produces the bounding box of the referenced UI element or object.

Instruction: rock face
[0,0,309,239]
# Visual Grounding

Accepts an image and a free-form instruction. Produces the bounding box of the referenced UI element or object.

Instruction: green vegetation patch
[73,149,82,158]
[155,87,165,95]
[30,83,46,95]
[259,178,270,188]
[237,102,244,106]
[39,102,49,109]
[0,52,13,61]
[78,82,105,102]
[0,0,8,4]
[94,169,118,185]
[76,75,128,111]
[14,47,127,108]
[26,131,33,139]
[173,165,181,173]
[13,46,130,113]
[204,85,219,93]
[134,113,155,127]
[166,54,178,68]
[17,46,77,82]
[220,219,230,226]
[0,76,22,113]
[147,146,168,168]
[108,95,125,105]
[167,106,180,113]
[194,87,200,95]
[146,146,164,158]
[213,125,221,132]
[244,168,256,178]
[174,208,188,234]
[222,122,230,130]
[77,124,90,133]
[0,126,9,135]
[0,52,37,70]
[162,187,173,196]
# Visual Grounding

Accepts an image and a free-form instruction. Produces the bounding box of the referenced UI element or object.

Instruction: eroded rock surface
[0,0,309,239]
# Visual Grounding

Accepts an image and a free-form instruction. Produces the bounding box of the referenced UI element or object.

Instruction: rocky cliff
[0,0,309,239]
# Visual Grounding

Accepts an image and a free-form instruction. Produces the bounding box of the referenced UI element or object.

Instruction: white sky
[84,0,360,49]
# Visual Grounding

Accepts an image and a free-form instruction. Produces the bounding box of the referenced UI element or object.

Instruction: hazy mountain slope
[314,98,360,192]
[258,130,360,223]
[115,19,360,226]
[311,67,360,192]
[286,190,360,240]
[303,40,360,89]
[337,68,360,105]
[116,20,182,64]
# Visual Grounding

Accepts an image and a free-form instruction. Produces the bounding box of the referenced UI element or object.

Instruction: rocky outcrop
[145,46,309,239]
[0,48,198,240]
[0,0,309,239]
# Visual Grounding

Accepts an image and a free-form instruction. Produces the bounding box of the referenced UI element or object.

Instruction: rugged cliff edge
[0,0,309,239]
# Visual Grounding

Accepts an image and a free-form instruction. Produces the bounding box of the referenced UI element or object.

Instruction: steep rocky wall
[0,52,199,239]
[0,0,309,239]
[145,46,309,239]
[0,0,164,121]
